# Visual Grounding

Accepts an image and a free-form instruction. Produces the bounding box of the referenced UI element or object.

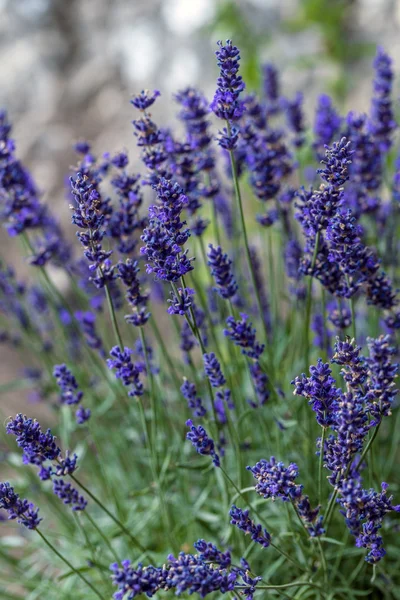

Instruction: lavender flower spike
[0,482,42,529]
[210,40,245,123]
[229,505,271,548]
[203,352,226,388]
[207,244,238,299]
[186,419,220,466]
[247,456,302,501]
[224,313,264,360]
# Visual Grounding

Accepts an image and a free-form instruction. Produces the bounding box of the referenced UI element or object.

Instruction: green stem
[104,283,124,348]
[238,581,323,592]
[355,422,381,474]
[226,122,270,353]
[139,327,157,453]
[291,501,311,540]
[150,319,181,391]
[318,427,327,505]
[176,278,219,429]
[84,511,120,563]
[304,231,320,370]
[139,328,174,546]
[316,537,328,584]
[324,487,340,535]
[70,474,150,558]
[35,528,106,600]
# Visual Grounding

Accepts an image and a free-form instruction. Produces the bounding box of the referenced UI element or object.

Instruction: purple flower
[296,138,354,237]
[318,137,354,188]
[296,495,325,537]
[313,94,342,154]
[326,210,363,274]
[323,392,368,486]
[224,313,264,360]
[332,337,368,390]
[75,310,105,356]
[345,112,382,202]
[246,128,292,203]
[107,346,143,397]
[75,407,91,424]
[262,63,281,115]
[186,419,220,467]
[175,88,212,150]
[167,287,195,316]
[108,163,146,255]
[6,413,61,466]
[55,452,79,477]
[110,560,163,599]
[207,244,238,300]
[328,303,352,329]
[365,335,398,423]
[368,47,396,152]
[292,359,340,427]
[216,126,239,151]
[117,259,150,326]
[131,89,160,111]
[181,379,207,418]
[256,209,279,227]
[164,552,236,596]
[53,364,83,406]
[52,479,87,511]
[203,352,226,389]
[193,539,231,568]
[70,171,114,289]
[249,362,269,406]
[210,40,245,123]
[229,505,271,548]
[338,480,400,563]
[0,482,41,529]
[284,92,305,147]
[140,178,194,283]
[0,111,71,264]
[247,456,302,501]
[131,93,167,178]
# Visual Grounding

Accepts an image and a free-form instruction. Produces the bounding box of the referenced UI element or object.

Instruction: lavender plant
[0,42,399,599]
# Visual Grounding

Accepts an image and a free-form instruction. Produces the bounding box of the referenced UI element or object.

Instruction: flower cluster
[75,310,105,356]
[365,335,398,423]
[207,244,238,299]
[0,112,71,266]
[181,379,207,418]
[229,505,271,548]
[110,542,260,599]
[6,414,85,512]
[53,364,90,424]
[108,153,146,255]
[117,259,150,326]
[70,170,114,289]
[0,482,41,529]
[203,352,226,388]
[107,346,143,397]
[186,419,220,466]
[338,480,400,563]
[247,457,323,536]
[368,46,396,151]
[140,178,194,283]
[210,40,245,124]
[313,94,342,156]
[292,359,340,427]
[224,313,264,360]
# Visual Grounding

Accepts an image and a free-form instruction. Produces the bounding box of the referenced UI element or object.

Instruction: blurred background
[2,0,400,214]
[1,0,400,410]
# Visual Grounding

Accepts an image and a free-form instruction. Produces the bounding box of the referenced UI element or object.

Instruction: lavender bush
[0,41,399,599]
